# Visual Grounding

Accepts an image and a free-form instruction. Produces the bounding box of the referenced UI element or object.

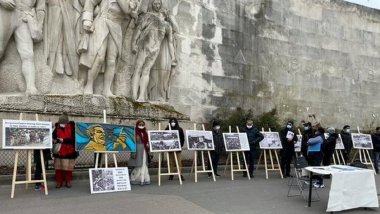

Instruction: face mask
[59,124,66,128]
[345,129,350,133]
[286,125,292,129]
[246,125,253,129]
[171,122,176,127]
[138,126,144,129]
[215,126,220,130]
[304,127,309,131]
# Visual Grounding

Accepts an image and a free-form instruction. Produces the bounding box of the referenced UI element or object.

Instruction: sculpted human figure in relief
[131,0,178,102]
[0,0,45,95]
[79,0,139,97]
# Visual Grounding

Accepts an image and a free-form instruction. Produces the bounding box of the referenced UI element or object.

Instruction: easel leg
[40,150,48,196]
[105,154,108,168]
[95,153,99,169]
[242,152,250,180]
[11,150,19,198]
[332,153,337,165]
[26,150,32,190]
[158,153,162,186]
[339,150,346,165]
[274,150,283,179]
[269,150,274,169]
[207,151,216,182]
[365,150,376,175]
[351,150,358,163]
[224,153,230,175]
[264,150,268,179]
[230,153,234,181]
[256,150,263,171]
[174,152,182,185]
[113,154,118,168]
[190,153,195,176]
[194,152,198,183]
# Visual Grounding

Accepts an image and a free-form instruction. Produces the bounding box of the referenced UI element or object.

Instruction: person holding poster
[240,119,264,178]
[207,121,224,178]
[165,117,185,181]
[52,112,78,188]
[129,119,151,185]
[279,121,298,177]
[371,127,380,174]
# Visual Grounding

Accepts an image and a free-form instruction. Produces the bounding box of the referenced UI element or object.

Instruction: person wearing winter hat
[371,127,380,174]
[165,117,185,181]
[52,112,78,188]
[207,121,224,178]
[279,121,298,177]
[340,125,352,163]
[323,127,338,167]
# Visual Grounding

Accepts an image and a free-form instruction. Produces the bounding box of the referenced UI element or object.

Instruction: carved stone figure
[0,0,45,95]
[79,0,139,97]
[131,0,177,102]
[45,0,84,77]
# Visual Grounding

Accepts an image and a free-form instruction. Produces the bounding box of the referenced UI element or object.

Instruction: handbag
[52,143,61,155]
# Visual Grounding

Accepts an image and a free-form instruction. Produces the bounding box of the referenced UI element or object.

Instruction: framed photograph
[223,133,250,152]
[75,122,136,152]
[294,135,302,152]
[352,133,373,149]
[259,132,282,149]
[186,130,214,150]
[335,134,345,150]
[148,130,181,152]
[89,167,131,194]
[2,119,52,149]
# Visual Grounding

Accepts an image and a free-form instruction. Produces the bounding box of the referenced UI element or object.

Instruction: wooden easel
[350,126,376,174]
[11,113,48,198]
[255,128,283,179]
[294,129,302,158]
[223,126,250,180]
[94,110,118,168]
[332,135,346,165]
[157,123,182,186]
[189,124,216,182]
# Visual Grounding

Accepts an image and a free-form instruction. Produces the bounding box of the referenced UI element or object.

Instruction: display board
[223,133,250,151]
[352,133,373,149]
[148,130,181,152]
[186,130,214,150]
[89,167,131,194]
[259,132,282,149]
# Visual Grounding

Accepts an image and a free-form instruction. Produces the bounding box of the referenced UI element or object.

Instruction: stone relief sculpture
[79,0,139,97]
[0,0,45,95]
[44,0,84,77]
[131,0,178,102]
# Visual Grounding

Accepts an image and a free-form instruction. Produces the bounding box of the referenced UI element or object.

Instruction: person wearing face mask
[280,121,298,177]
[165,117,185,181]
[52,112,78,188]
[307,127,326,188]
[340,125,352,163]
[371,127,380,174]
[301,122,314,162]
[129,119,151,185]
[322,127,338,167]
[240,119,264,178]
[207,121,224,178]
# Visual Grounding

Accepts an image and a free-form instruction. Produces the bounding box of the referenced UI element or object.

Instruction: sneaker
[168,175,173,180]
[34,184,40,190]
[207,175,212,179]
[215,174,221,178]
[313,183,325,188]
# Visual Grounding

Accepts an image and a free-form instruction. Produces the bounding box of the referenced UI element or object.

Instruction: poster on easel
[294,135,302,152]
[223,133,249,151]
[352,133,373,149]
[75,122,136,152]
[186,130,214,150]
[148,130,181,152]
[259,132,282,149]
[335,134,345,150]
[2,119,52,149]
[89,167,131,194]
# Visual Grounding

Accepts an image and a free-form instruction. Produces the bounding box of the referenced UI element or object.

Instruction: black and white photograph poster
[294,135,302,152]
[352,133,373,149]
[259,132,282,149]
[335,134,345,150]
[148,130,181,152]
[2,119,52,149]
[186,130,214,150]
[223,133,250,152]
[89,168,131,194]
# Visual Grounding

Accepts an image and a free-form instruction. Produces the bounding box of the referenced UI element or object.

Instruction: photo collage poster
[223,133,250,152]
[186,130,214,151]
[148,130,181,152]
[259,132,282,149]
[89,167,131,194]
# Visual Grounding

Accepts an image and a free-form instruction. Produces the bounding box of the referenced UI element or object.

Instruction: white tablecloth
[305,166,379,212]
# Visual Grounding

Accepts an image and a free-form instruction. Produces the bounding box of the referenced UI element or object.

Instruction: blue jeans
[373,151,379,172]
[243,148,255,175]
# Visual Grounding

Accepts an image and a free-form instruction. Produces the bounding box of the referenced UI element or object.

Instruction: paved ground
[1,167,379,214]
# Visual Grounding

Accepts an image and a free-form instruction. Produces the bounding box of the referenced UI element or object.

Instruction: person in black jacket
[240,119,264,178]
[371,127,380,174]
[207,121,224,178]
[165,117,185,181]
[280,121,298,177]
[301,122,314,162]
[323,127,337,166]
[33,148,51,190]
[340,125,352,163]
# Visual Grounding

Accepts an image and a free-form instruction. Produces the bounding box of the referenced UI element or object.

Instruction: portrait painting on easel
[186,130,214,150]
[75,122,136,152]
[259,132,282,149]
[2,119,52,149]
[294,135,302,152]
[223,133,250,151]
[335,134,345,150]
[352,133,373,149]
[148,130,181,152]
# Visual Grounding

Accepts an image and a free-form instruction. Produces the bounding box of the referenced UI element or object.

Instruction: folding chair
[287,156,320,202]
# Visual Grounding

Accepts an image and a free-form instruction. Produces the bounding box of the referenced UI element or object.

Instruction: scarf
[135,127,149,152]
[56,123,74,156]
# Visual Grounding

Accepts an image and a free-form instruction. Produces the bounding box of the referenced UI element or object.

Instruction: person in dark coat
[207,121,224,178]
[340,125,352,163]
[52,112,78,188]
[165,117,185,181]
[301,122,314,161]
[280,121,298,177]
[371,127,380,174]
[307,127,325,188]
[240,118,264,178]
[322,127,337,166]
[33,148,52,190]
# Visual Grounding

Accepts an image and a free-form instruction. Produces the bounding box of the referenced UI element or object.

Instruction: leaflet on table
[328,165,364,172]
